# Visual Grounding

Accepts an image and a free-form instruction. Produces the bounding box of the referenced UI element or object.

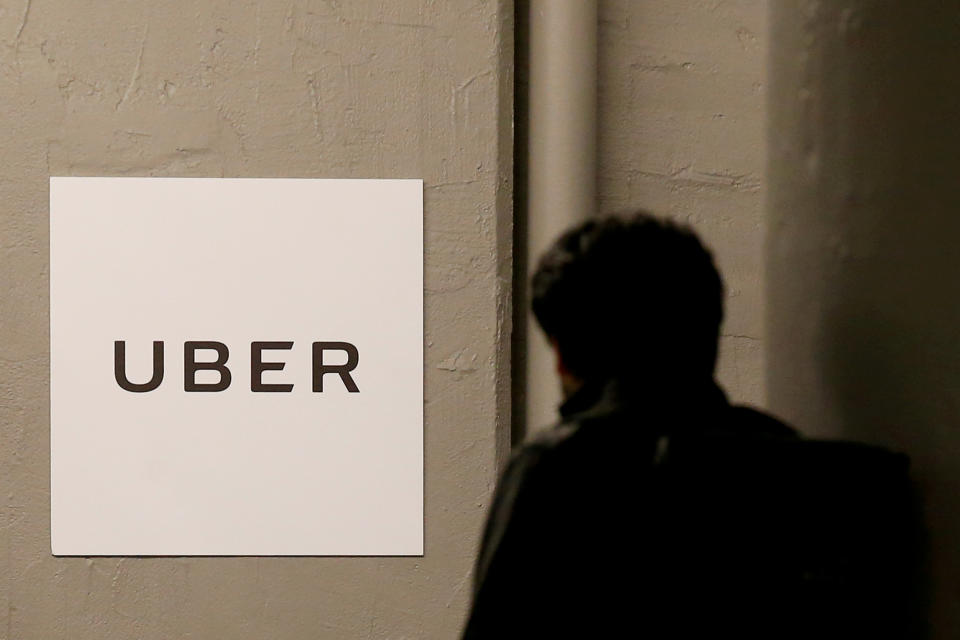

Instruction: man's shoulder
[722,404,800,440]
[498,422,581,487]
[505,403,806,489]
[516,415,622,463]
[510,412,657,488]
[524,420,582,451]
[524,402,799,447]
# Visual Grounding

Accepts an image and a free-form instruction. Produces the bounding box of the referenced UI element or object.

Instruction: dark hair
[531,211,724,382]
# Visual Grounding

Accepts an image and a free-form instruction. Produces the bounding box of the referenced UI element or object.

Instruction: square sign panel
[50,177,423,556]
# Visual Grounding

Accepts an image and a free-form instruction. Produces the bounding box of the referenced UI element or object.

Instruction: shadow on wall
[767,2,960,637]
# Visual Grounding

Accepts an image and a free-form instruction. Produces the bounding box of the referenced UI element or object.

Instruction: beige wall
[0,1,512,638]
[768,1,959,634]
[597,0,767,408]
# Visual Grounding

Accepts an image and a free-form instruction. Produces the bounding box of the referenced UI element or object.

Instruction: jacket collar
[559,375,729,426]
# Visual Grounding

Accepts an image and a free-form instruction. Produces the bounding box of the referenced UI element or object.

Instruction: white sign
[50,177,423,556]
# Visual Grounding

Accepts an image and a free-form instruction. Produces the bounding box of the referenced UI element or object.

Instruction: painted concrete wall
[597,0,767,408]
[0,1,512,638]
[767,1,960,634]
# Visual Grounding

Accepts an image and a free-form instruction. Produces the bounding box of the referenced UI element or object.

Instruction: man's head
[531,211,724,392]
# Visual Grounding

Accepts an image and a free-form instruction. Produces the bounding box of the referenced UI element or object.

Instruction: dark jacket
[461,377,918,639]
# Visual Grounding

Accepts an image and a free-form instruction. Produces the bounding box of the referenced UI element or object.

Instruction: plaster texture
[0,1,512,638]
[597,0,768,410]
[768,1,960,634]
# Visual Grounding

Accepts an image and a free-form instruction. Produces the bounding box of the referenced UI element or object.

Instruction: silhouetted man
[461,212,919,639]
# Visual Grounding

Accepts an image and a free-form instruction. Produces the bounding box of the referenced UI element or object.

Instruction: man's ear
[550,337,570,377]
[550,337,584,398]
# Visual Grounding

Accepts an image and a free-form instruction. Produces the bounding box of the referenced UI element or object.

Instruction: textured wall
[597,0,767,408]
[768,1,959,634]
[0,1,512,638]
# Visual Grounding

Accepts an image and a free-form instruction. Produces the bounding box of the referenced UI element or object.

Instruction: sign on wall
[50,177,423,556]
